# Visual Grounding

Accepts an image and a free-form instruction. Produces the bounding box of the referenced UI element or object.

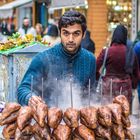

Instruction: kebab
[17,106,32,130]
[113,95,130,117]
[80,106,98,129]
[112,124,125,140]
[32,102,48,127]
[73,124,95,140]
[0,103,21,125]
[121,115,131,128]
[95,125,112,140]
[2,122,17,139]
[63,107,80,128]
[107,103,122,125]
[15,125,33,140]
[98,106,112,128]
[52,124,72,140]
[124,129,134,140]
[32,123,51,140]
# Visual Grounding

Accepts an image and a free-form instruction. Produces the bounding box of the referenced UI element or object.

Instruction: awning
[49,0,86,10]
[0,0,32,18]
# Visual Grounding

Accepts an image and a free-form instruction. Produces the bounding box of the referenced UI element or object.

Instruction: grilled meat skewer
[33,102,48,127]
[17,106,32,130]
[107,103,122,125]
[98,106,112,127]
[48,107,63,129]
[2,122,17,139]
[73,124,95,140]
[63,107,80,128]
[113,95,130,117]
[80,106,98,129]
[53,124,72,140]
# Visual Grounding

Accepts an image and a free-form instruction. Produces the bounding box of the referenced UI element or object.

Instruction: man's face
[60,24,84,54]
[23,19,29,27]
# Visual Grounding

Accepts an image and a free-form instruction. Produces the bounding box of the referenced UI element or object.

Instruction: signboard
[51,0,85,8]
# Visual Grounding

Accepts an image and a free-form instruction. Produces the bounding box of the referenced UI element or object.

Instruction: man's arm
[17,53,45,106]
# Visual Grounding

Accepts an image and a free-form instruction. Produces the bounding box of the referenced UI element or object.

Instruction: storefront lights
[114,5,122,11]
[128,13,132,19]
[123,17,127,22]
[112,1,117,6]
[123,5,128,11]
[76,6,80,9]
[85,5,88,9]
[85,0,88,5]
[106,0,117,6]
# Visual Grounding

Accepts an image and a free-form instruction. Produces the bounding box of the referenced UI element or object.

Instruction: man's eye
[73,32,80,37]
[63,32,69,36]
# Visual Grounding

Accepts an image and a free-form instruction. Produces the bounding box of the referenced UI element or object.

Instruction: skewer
[31,75,33,96]
[56,78,58,107]
[110,78,113,102]
[42,77,44,100]
[120,87,122,95]
[100,79,103,100]
[88,79,91,107]
[70,75,73,108]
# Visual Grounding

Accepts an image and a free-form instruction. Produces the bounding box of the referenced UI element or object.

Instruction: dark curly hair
[58,10,87,35]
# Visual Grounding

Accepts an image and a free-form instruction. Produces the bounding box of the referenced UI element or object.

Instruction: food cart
[0,43,49,103]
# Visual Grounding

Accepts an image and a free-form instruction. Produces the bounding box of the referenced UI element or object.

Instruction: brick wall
[87,0,108,56]
[0,0,14,6]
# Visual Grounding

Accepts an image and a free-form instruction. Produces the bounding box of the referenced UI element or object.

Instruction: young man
[17,11,96,107]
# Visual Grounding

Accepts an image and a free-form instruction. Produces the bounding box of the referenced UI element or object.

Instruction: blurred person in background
[133,31,140,45]
[134,39,140,102]
[1,20,9,36]
[96,24,139,104]
[18,17,36,36]
[81,30,95,53]
[43,24,60,47]
[7,19,16,36]
[35,23,43,37]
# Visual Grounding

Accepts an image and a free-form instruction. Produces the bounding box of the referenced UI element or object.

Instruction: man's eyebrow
[61,29,81,33]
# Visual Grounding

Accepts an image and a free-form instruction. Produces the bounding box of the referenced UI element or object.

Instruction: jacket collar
[59,43,81,60]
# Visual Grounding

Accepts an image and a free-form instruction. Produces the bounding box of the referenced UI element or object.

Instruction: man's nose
[68,34,74,42]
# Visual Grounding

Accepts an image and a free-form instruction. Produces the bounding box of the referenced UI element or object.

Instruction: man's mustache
[66,43,76,46]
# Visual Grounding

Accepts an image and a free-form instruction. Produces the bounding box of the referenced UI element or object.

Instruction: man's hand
[28,96,44,111]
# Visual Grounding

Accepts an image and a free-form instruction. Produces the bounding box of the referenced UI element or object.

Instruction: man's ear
[82,31,86,39]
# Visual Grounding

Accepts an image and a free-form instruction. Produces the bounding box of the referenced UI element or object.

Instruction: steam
[29,54,103,110]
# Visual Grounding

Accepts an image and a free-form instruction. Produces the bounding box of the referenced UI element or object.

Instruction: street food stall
[0,34,140,139]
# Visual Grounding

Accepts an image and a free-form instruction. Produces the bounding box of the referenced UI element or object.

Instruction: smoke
[30,54,103,110]
[48,77,103,111]
[32,74,103,110]
[56,79,84,110]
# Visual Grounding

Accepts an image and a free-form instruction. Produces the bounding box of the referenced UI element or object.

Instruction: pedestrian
[17,10,96,107]
[18,17,36,37]
[35,23,43,37]
[133,30,140,45]
[96,24,139,104]
[134,41,140,102]
[43,24,60,47]
[81,30,95,53]
[1,20,9,36]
